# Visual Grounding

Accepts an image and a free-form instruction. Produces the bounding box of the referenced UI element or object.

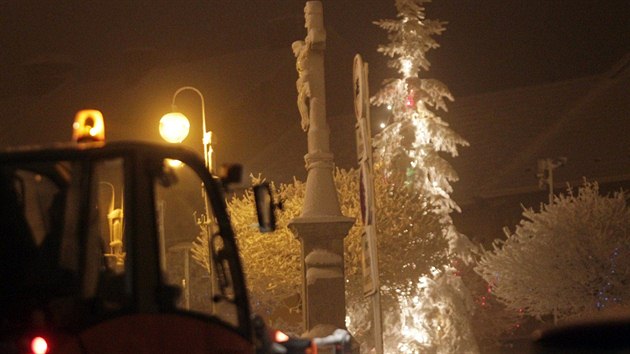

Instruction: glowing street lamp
[159,86,214,172]
[159,112,190,143]
[159,86,216,312]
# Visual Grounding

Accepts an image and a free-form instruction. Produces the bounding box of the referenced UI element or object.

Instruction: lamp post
[159,86,215,311]
[159,86,214,173]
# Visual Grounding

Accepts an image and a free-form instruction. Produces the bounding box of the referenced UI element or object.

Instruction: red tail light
[274,330,290,343]
[30,336,48,354]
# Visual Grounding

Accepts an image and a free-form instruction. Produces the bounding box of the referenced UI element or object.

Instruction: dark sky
[2,1,627,97]
[427,1,629,93]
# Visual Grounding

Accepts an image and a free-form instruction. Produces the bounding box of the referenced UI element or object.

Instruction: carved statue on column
[292,40,310,132]
[292,2,326,134]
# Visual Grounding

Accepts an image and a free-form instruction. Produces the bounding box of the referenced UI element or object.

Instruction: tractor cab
[0,111,262,353]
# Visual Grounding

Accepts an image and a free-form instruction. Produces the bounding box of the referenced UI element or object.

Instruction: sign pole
[354,54,384,354]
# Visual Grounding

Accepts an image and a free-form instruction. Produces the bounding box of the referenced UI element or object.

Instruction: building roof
[447,54,630,204]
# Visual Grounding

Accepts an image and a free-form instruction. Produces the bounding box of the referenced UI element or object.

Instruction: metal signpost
[353,54,384,354]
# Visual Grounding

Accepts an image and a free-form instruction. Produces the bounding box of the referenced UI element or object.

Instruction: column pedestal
[289,216,354,332]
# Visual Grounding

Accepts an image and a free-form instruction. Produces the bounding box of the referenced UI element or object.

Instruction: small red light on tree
[405,94,415,108]
[31,336,48,354]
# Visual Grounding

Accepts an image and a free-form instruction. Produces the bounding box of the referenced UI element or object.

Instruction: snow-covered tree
[475,181,630,322]
[364,0,477,351]
[372,0,468,231]
[345,6,477,351]
[191,176,305,332]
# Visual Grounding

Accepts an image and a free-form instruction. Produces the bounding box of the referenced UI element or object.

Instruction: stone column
[289,1,354,336]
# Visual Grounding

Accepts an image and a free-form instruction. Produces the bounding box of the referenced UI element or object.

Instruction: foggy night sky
[0,0,628,185]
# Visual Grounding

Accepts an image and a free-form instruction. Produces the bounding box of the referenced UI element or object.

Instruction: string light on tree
[405,92,415,108]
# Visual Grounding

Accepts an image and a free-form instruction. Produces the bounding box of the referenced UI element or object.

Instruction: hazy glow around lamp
[159,112,190,143]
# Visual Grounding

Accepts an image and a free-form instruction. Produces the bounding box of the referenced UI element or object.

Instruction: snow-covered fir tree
[368,0,477,352]
[372,0,468,231]
[476,181,630,323]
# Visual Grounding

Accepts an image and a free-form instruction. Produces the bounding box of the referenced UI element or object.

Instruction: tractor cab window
[155,161,238,326]
[56,158,128,309]
[0,165,69,304]
[87,159,127,308]
[0,157,128,328]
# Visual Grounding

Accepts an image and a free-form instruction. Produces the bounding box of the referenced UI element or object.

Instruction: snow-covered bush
[190,176,304,332]
[476,181,630,322]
